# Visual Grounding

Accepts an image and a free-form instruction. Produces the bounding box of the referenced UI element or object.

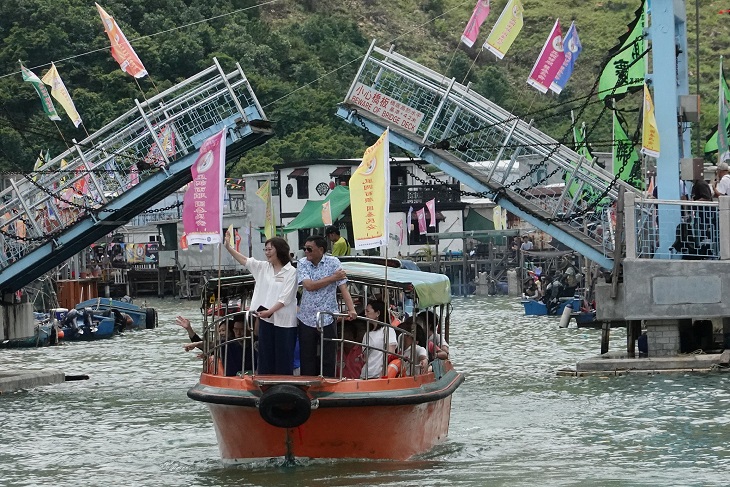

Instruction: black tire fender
[145,308,157,329]
[258,384,311,428]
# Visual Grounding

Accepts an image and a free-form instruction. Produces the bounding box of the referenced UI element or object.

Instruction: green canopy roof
[463,209,495,243]
[282,185,351,233]
[341,262,451,307]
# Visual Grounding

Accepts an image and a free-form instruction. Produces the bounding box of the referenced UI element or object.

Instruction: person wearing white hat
[713,162,730,197]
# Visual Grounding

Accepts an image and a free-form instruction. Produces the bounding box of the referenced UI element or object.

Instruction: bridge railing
[0,58,265,269]
[343,44,642,251]
[624,194,730,260]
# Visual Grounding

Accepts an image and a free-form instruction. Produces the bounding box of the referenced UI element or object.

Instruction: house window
[271,175,280,196]
[296,176,309,199]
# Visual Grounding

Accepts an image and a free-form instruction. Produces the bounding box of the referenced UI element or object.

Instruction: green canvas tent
[282,185,351,233]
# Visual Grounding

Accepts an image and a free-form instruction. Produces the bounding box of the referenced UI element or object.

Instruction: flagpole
[52,121,72,151]
[461,47,483,84]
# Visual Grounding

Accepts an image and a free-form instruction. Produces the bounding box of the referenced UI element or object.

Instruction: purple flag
[550,21,582,94]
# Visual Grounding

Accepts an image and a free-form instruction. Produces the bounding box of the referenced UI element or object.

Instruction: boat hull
[188,362,464,461]
[521,297,578,316]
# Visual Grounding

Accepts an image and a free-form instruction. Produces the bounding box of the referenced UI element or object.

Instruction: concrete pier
[0,369,66,393]
[560,350,730,377]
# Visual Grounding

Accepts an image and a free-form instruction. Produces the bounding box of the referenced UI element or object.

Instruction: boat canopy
[341,262,451,307]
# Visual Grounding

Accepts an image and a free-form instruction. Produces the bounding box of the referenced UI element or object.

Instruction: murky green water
[2,296,730,486]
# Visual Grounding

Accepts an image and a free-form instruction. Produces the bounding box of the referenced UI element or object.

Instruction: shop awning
[330,166,351,177]
[287,168,309,179]
[282,185,351,232]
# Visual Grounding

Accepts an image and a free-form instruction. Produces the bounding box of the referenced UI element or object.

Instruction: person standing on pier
[326,225,351,256]
[713,162,730,197]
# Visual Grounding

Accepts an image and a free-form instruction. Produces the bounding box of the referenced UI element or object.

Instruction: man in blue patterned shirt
[297,235,357,377]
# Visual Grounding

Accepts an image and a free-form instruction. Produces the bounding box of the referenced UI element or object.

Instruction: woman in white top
[360,300,397,379]
[225,234,298,375]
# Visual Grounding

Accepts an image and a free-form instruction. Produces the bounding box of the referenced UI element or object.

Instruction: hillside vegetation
[0,0,728,176]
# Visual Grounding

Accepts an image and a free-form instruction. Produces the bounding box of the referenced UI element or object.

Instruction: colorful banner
[483,0,524,60]
[226,224,235,247]
[321,200,333,226]
[96,3,148,78]
[704,58,730,156]
[550,21,582,94]
[41,63,82,128]
[597,0,645,103]
[182,130,226,245]
[180,233,188,251]
[613,113,644,190]
[20,63,61,121]
[640,83,660,158]
[395,219,404,245]
[527,19,565,94]
[425,198,436,227]
[256,180,276,239]
[416,208,427,235]
[461,0,490,48]
[350,128,390,249]
[144,124,176,167]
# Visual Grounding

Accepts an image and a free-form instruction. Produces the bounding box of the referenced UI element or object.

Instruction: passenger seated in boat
[360,300,397,379]
[336,319,365,379]
[399,324,429,376]
[184,320,243,377]
[232,314,255,374]
[415,310,449,357]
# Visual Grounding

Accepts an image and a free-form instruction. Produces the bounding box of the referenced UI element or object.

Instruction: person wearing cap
[326,225,351,256]
[713,162,730,197]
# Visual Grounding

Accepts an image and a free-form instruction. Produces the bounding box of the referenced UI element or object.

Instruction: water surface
[1,296,729,486]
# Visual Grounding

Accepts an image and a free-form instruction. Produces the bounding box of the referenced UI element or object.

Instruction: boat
[0,323,63,348]
[187,261,464,462]
[521,296,579,316]
[52,308,117,341]
[75,297,158,330]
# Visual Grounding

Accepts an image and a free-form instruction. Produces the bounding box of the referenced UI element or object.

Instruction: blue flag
[550,21,582,94]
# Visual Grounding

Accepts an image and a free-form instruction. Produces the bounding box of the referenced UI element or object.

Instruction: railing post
[552,156,585,218]
[134,99,173,169]
[213,57,249,123]
[344,39,377,103]
[236,62,265,121]
[73,139,108,204]
[720,196,730,260]
[9,179,44,237]
[624,192,637,259]
[421,77,456,144]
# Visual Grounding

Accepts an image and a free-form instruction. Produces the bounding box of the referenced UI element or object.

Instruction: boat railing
[317,311,421,379]
[204,309,256,377]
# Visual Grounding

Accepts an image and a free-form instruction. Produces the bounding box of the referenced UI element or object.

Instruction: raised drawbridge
[336,42,645,270]
[0,58,272,294]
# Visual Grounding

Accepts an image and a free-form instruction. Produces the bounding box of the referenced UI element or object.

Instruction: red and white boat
[188,262,464,461]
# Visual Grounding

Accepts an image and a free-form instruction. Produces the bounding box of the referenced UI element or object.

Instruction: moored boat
[187,261,464,462]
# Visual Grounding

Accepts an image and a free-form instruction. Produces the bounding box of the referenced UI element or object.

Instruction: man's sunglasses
[304,247,315,252]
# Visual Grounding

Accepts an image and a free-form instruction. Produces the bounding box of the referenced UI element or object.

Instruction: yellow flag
[255,180,275,239]
[41,63,82,128]
[321,200,332,226]
[640,83,660,158]
[483,0,524,60]
[350,128,390,249]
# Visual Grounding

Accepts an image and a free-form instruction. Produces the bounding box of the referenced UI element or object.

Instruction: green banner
[597,1,645,104]
[20,62,61,121]
[613,113,644,190]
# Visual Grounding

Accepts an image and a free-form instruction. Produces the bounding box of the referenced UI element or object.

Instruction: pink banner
[527,19,565,94]
[182,130,226,245]
[395,219,404,245]
[425,198,437,227]
[416,208,427,235]
[461,0,490,48]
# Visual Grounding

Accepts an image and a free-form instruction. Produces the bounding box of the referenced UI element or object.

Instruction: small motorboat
[0,323,63,348]
[521,296,579,316]
[187,262,464,462]
[75,297,158,330]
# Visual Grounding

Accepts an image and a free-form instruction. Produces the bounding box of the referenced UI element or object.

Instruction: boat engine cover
[258,384,311,428]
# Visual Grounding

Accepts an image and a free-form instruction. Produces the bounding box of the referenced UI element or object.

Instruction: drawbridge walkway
[0,58,272,294]
[336,42,644,270]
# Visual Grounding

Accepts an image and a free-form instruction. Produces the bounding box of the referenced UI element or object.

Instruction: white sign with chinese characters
[348,82,425,134]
